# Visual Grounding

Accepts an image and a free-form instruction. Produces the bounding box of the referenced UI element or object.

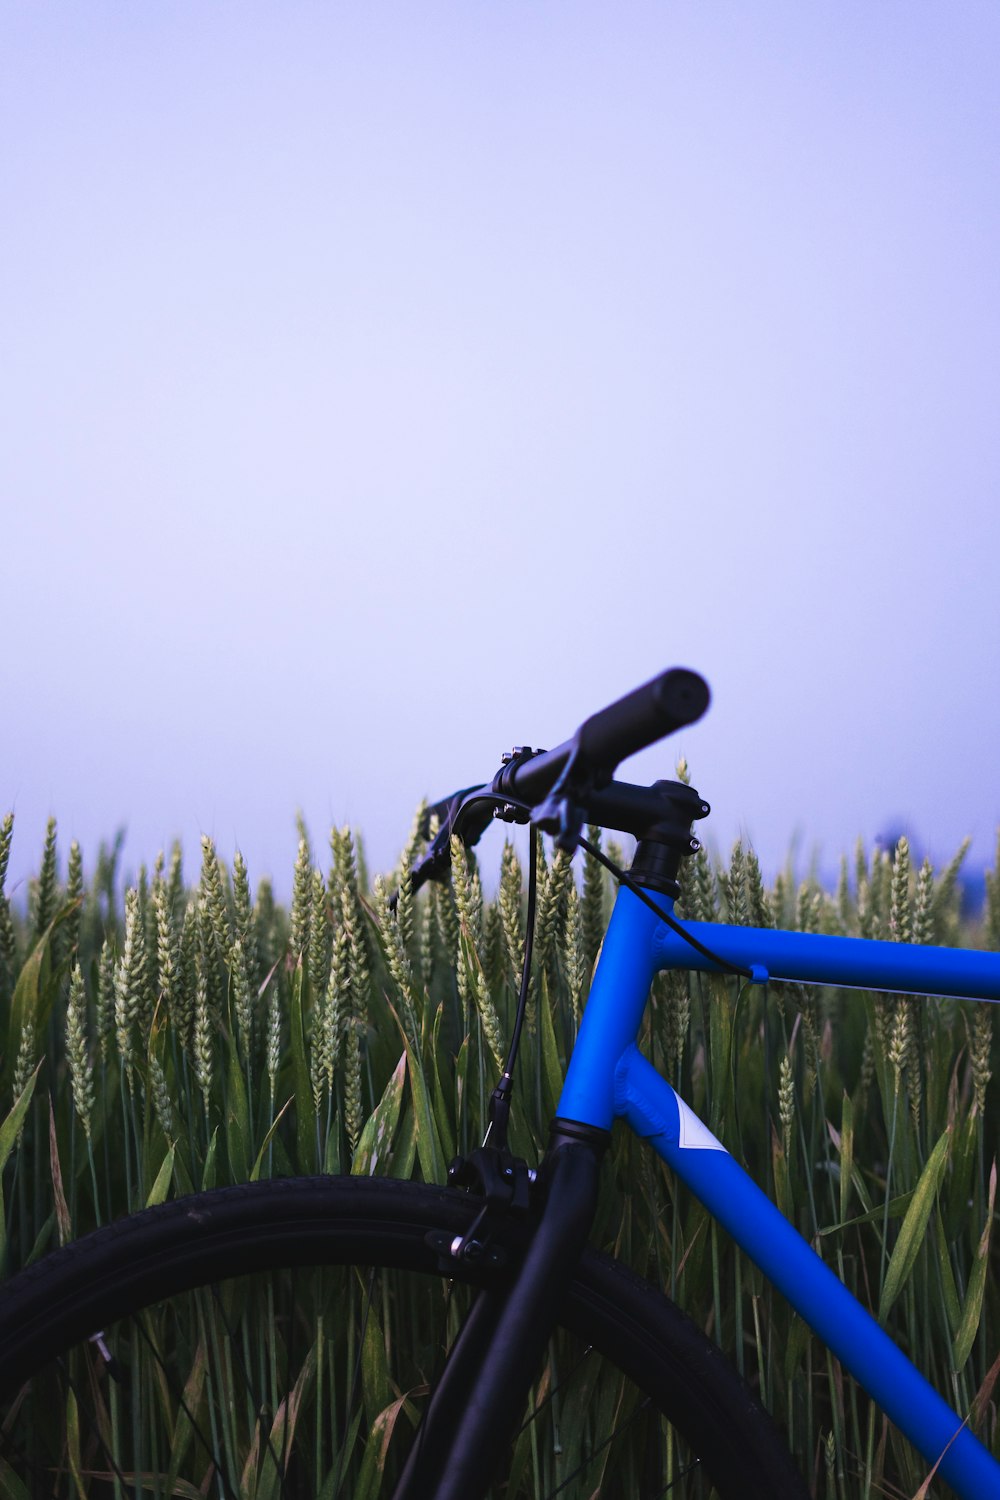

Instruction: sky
[3,3,999,903]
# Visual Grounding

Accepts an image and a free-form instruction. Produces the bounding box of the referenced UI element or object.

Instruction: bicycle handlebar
[406,668,711,896]
[497,667,710,806]
[578,667,710,770]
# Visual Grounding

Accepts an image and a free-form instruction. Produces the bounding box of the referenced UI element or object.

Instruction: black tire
[0,1176,808,1499]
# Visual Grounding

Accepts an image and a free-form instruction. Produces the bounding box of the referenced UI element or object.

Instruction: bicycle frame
[556,883,1000,1499]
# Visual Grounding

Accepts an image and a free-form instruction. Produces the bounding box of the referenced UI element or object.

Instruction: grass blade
[352,1052,406,1177]
[952,1157,996,1371]
[878,1126,951,1324]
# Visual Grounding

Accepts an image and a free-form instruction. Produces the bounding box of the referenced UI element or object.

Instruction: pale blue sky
[3,3,999,899]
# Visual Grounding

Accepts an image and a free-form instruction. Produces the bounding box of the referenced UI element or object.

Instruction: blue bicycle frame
[557,883,1000,1499]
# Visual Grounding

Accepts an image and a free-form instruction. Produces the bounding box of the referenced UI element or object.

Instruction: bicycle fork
[391,1123,608,1500]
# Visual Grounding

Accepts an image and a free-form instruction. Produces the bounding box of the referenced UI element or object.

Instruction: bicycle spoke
[206,1282,296,1500]
[132,1312,238,1500]
[517,1343,597,1435]
[332,1264,377,1500]
[540,1394,653,1500]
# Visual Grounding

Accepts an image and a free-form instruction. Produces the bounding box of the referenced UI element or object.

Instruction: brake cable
[575,833,753,982]
[482,825,537,1151]
[467,792,752,1153]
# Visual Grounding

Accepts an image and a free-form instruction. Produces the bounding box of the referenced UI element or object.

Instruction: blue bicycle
[1,668,997,1499]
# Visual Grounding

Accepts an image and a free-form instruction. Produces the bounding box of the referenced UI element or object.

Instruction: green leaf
[389,1104,416,1181]
[0,1062,43,1267]
[708,978,734,1138]
[0,1062,41,1176]
[538,973,564,1121]
[784,1312,812,1384]
[533,1342,601,1496]
[429,1004,456,1165]
[454,1035,468,1132]
[862,992,893,1118]
[406,1030,443,1183]
[879,1126,951,1324]
[360,1283,390,1430]
[48,1097,72,1247]
[2,943,44,1101]
[387,999,442,1183]
[352,1052,406,1177]
[225,1034,251,1183]
[0,1458,31,1500]
[838,1093,854,1228]
[25,1212,54,1266]
[240,1418,262,1500]
[1,899,78,1099]
[952,1157,997,1371]
[818,1192,912,1237]
[352,1392,415,1500]
[934,1209,962,1336]
[972,1346,1000,1435]
[146,1145,175,1208]
[771,1130,792,1222]
[170,1147,194,1198]
[288,965,315,1171]
[64,1387,87,1500]
[201,1126,219,1191]
[249,1097,294,1183]
[270,1129,295,1178]
[457,928,504,1074]
[944,1110,978,1240]
[324,1406,364,1500]
[324,1114,342,1174]
[256,1344,316,1500]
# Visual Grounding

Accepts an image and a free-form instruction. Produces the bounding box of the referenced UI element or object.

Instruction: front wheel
[0,1175,808,1499]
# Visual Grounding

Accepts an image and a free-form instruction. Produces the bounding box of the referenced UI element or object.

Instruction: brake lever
[532,792,584,854]
[418,785,486,842]
[401,783,495,904]
[409,747,545,897]
[528,739,599,854]
[398,740,572,907]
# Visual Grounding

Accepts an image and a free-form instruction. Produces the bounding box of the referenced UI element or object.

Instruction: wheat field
[0,805,997,1498]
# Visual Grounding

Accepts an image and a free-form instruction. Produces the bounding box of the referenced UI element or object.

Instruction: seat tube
[557,884,664,1131]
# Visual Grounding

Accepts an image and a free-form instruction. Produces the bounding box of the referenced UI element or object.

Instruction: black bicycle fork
[391,1122,609,1500]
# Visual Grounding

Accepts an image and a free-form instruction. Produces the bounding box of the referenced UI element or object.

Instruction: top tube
[557,885,1000,1132]
[653,917,1000,1002]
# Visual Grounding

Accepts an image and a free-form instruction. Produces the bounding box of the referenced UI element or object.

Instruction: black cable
[444,787,752,984]
[576,835,753,981]
[133,1312,243,1500]
[482,827,538,1150]
[504,825,538,1079]
[437,784,752,1151]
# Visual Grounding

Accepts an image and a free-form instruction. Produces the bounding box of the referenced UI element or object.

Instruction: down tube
[615,1047,1000,1498]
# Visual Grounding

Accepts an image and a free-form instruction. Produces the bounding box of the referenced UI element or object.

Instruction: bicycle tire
[0,1175,808,1499]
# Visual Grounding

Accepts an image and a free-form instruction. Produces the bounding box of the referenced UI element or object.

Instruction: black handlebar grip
[576,668,710,771]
